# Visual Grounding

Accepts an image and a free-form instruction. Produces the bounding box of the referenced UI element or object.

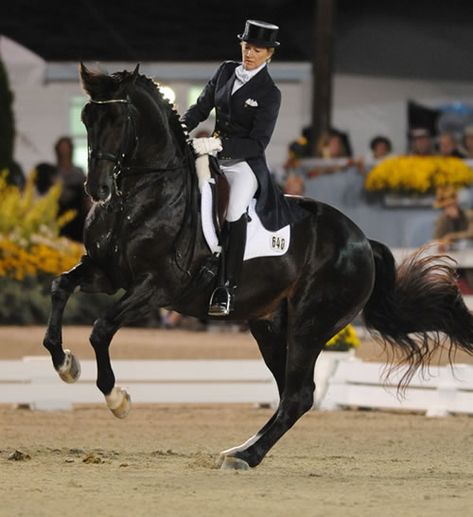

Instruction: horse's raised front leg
[89,273,157,418]
[43,256,112,383]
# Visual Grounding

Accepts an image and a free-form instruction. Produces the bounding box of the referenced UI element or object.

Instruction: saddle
[196,154,229,237]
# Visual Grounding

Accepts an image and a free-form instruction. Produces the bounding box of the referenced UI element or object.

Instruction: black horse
[43,64,473,470]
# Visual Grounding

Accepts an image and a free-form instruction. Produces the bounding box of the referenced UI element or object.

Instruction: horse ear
[79,62,89,81]
[79,63,116,100]
[131,63,141,83]
[79,62,93,95]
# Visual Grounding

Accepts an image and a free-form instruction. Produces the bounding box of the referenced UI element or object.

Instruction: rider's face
[240,42,273,71]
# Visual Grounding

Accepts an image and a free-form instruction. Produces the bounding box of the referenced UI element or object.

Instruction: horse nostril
[98,185,110,199]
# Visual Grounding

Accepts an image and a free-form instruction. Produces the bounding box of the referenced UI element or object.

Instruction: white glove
[192,137,222,156]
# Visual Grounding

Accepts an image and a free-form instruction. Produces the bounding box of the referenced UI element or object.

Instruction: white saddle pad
[201,180,290,261]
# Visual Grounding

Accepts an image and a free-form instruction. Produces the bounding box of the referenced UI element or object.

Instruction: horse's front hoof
[105,386,131,419]
[57,349,81,383]
[220,456,250,471]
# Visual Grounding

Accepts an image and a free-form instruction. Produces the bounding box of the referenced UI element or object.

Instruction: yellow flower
[365,156,473,193]
[326,324,360,349]
[0,175,84,279]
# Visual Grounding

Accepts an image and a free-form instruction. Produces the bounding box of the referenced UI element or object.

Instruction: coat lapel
[216,68,236,116]
[231,65,270,102]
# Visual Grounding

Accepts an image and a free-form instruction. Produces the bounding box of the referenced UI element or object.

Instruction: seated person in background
[357,135,393,176]
[437,132,465,158]
[283,173,305,196]
[291,126,314,157]
[369,135,392,161]
[54,136,90,242]
[308,129,354,177]
[433,186,473,252]
[462,125,473,159]
[409,128,434,156]
[316,129,352,159]
[34,162,57,196]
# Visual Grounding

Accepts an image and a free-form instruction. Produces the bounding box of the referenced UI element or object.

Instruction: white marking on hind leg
[216,434,259,467]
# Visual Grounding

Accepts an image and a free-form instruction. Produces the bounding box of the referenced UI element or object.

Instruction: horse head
[79,63,187,202]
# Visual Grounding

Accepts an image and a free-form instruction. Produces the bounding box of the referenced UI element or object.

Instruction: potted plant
[365,156,473,206]
[314,324,360,408]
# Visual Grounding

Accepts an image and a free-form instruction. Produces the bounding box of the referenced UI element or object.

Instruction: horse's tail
[362,240,473,387]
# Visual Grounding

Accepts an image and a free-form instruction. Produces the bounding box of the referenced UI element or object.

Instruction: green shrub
[0,276,120,325]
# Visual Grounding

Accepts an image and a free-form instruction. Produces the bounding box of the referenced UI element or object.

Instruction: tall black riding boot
[208,214,247,316]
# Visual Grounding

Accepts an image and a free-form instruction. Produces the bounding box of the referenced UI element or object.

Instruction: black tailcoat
[182,61,307,231]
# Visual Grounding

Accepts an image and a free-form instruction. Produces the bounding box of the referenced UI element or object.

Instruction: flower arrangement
[365,156,473,193]
[0,172,83,280]
[325,324,360,351]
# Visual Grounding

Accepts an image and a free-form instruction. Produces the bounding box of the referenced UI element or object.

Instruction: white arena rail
[0,352,347,411]
[320,357,473,417]
[1,354,472,416]
[0,357,278,410]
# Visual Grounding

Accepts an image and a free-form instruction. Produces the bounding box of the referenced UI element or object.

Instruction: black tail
[363,240,473,387]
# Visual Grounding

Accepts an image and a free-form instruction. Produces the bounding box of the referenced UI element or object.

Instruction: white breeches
[219,160,258,222]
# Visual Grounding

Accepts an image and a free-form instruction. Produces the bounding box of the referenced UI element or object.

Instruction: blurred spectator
[462,126,473,159]
[433,185,473,292]
[34,162,57,196]
[369,135,392,161]
[433,186,473,251]
[316,129,352,159]
[304,129,354,178]
[161,310,184,329]
[409,128,433,156]
[288,126,314,160]
[54,136,89,242]
[437,132,465,158]
[5,160,25,190]
[284,173,305,196]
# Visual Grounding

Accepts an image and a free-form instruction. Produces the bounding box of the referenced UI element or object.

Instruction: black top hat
[238,19,280,48]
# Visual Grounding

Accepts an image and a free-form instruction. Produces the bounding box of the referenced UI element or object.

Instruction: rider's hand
[191,137,222,156]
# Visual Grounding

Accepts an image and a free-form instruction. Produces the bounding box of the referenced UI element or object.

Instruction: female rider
[181,19,306,316]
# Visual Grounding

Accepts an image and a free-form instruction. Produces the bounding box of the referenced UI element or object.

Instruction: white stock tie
[234,65,251,85]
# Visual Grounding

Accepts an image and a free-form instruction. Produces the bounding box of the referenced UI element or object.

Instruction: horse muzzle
[85,181,112,202]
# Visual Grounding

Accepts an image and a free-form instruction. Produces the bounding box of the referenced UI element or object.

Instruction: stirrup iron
[208,286,232,316]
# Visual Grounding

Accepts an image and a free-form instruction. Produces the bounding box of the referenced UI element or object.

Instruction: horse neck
[132,89,183,168]
[121,88,204,266]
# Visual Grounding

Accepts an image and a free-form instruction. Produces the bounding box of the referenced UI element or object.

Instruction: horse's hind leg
[220,296,352,470]
[217,302,288,465]
[43,256,112,383]
[89,274,157,418]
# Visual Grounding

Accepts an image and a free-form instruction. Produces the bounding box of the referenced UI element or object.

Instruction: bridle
[87,95,196,276]
[88,98,138,196]
[88,97,186,197]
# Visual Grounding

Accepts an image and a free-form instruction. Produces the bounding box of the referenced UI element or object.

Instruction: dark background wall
[1,0,473,81]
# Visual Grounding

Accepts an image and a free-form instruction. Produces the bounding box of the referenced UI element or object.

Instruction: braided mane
[128,72,189,151]
[82,67,189,152]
